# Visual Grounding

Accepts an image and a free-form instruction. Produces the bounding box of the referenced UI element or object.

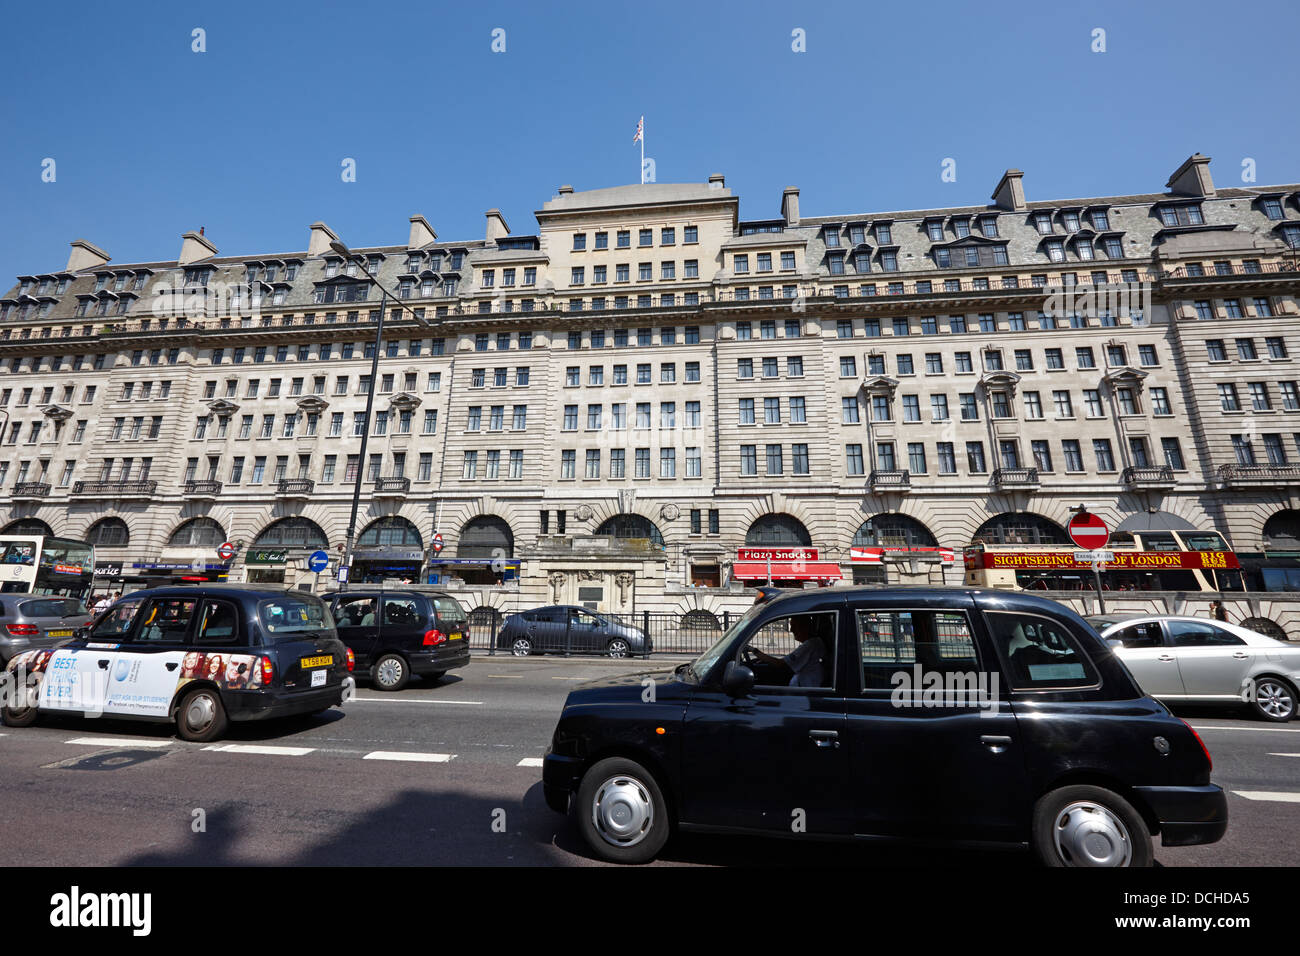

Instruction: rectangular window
[1093,439,1116,471]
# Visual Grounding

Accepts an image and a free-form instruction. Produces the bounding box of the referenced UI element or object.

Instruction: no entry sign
[1067,513,1110,550]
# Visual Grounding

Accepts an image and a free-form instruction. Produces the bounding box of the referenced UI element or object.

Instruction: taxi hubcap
[591,775,653,848]
[1053,802,1131,866]
[1258,681,1293,718]
[187,694,215,730]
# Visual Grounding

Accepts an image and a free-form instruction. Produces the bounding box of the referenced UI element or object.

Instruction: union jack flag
[633,116,643,143]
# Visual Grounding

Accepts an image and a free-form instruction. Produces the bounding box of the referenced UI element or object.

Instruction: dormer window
[344,261,358,277]
[953,219,970,239]
[874,222,893,245]
[406,254,422,272]
[1158,204,1204,227]
[1046,239,1066,262]
[1062,210,1081,232]
[264,265,277,282]
[94,275,108,292]
[849,225,867,245]
[1034,212,1053,235]
[979,216,999,238]
[57,278,70,294]
[1076,237,1095,260]
[926,220,944,241]
[823,227,840,248]
[1089,209,1111,231]
[285,263,299,280]
[1262,198,1284,221]
[324,260,339,278]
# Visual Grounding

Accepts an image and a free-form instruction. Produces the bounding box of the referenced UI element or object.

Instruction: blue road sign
[308,550,330,573]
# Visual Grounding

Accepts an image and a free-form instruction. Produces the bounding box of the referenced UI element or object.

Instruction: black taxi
[543,586,1228,866]
[1,585,355,742]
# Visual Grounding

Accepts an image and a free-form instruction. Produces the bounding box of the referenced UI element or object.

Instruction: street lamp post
[330,240,430,591]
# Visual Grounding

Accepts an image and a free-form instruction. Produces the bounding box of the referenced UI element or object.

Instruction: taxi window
[334,596,376,629]
[430,597,466,624]
[197,600,240,645]
[382,597,420,626]
[857,609,978,690]
[133,599,198,644]
[739,612,837,690]
[987,612,1099,689]
[90,599,143,640]
[259,597,332,642]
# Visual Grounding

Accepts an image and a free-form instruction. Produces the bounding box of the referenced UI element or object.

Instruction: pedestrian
[1209,600,1228,622]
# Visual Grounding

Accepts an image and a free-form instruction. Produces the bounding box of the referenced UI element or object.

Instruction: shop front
[129,560,231,587]
[352,547,424,584]
[427,557,519,586]
[244,549,288,584]
[849,546,956,585]
[729,547,843,588]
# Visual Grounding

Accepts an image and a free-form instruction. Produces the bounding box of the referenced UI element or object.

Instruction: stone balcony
[71,479,158,498]
[868,469,911,492]
[182,479,223,500]
[11,481,51,500]
[275,478,315,499]
[1121,465,1176,490]
[372,477,411,499]
[992,467,1040,490]
[1217,463,1300,488]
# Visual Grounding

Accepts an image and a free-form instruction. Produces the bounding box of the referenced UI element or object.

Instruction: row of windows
[1231,433,1300,467]
[560,402,702,431]
[205,370,445,400]
[850,386,1173,423]
[1205,337,1289,361]
[737,344,1157,380]
[562,362,702,386]
[192,408,444,441]
[563,327,700,348]
[1192,298,1277,320]
[1,383,96,406]
[559,447,708,479]
[564,260,702,286]
[845,436,1187,476]
[571,226,699,251]
[1216,381,1300,413]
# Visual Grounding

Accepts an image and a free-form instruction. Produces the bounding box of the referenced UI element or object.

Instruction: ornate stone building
[2,154,1299,629]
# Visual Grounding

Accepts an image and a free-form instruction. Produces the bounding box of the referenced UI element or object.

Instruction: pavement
[1,655,1296,866]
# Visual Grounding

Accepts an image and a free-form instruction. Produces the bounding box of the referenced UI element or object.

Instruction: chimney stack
[408,215,437,248]
[708,173,725,189]
[66,239,110,273]
[992,170,1027,211]
[179,230,218,265]
[781,187,801,226]
[485,209,510,244]
[557,185,574,196]
[307,221,338,257]
[1167,153,1215,197]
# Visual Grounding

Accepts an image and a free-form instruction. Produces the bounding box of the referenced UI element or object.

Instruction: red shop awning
[732,561,843,582]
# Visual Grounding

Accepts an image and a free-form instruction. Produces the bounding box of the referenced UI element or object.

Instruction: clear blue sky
[2,0,1297,275]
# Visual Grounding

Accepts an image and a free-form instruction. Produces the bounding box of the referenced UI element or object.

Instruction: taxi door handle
[97,659,110,669]
[981,735,1012,753]
[1157,655,1175,662]
[809,730,839,749]
[165,662,179,671]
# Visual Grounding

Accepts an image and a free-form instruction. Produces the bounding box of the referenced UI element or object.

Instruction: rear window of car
[986,611,1100,690]
[19,598,85,618]
[430,597,466,624]
[258,597,333,641]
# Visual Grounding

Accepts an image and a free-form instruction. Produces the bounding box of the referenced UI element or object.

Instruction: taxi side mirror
[1106,638,1124,649]
[722,661,755,699]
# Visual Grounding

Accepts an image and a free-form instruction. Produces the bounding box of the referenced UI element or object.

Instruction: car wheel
[1032,785,1152,867]
[176,687,228,743]
[1,673,41,728]
[576,756,670,864]
[1251,676,1297,722]
[372,653,409,692]
[511,637,532,657]
[606,638,631,659]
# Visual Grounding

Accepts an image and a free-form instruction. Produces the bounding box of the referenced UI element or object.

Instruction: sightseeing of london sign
[965,549,1239,571]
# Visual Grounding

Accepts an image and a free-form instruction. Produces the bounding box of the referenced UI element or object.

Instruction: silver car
[0,596,92,665]
[1089,615,1300,722]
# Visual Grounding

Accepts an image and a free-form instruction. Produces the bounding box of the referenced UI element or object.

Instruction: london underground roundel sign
[217,541,236,561]
[1067,513,1110,550]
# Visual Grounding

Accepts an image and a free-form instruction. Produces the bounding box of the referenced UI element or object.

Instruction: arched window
[253,517,327,550]
[852,514,938,549]
[85,517,130,548]
[358,516,422,549]
[745,513,812,547]
[594,514,665,549]
[168,518,227,548]
[1264,511,1300,549]
[972,512,1069,546]
[1,519,53,536]
[458,516,513,558]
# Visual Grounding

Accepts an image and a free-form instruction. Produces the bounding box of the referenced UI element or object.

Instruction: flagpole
[640,118,645,184]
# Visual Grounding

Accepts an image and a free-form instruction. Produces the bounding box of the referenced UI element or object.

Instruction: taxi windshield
[259,597,332,641]
[688,603,764,682]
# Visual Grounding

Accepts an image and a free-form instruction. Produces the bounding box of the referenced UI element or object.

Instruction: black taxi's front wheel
[575,757,670,864]
[176,686,228,742]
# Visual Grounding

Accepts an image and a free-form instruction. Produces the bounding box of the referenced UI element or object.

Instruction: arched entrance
[972,512,1069,546]
[1,518,53,536]
[168,517,227,547]
[851,514,944,585]
[354,516,423,583]
[448,516,516,585]
[594,514,665,550]
[249,517,328,584]
[86,517,130,548]
[744,513,812,547]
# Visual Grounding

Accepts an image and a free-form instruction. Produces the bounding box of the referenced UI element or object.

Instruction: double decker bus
[963,529,1242,594]
[0,535,96,600]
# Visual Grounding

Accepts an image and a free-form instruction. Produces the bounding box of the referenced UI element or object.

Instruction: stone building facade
[3,154,1300,631]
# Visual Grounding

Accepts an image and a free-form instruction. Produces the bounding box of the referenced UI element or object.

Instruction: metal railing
[869,469,911,490]
[275,478,315,495]
[72,479,158,495]
[1163,260,1298,279]
[466,607,740,658]
[11,481,51,497]
[373,477,411,494]
[1217,463,1300,483]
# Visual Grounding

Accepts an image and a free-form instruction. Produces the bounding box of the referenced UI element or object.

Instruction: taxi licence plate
[47,630,73,638]
[448,633,463,641]
[300,655,333,669]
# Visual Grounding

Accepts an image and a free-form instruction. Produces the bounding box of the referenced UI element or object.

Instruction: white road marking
[517,757,544,767]
[551,676,586,681]
[201,744,315,756]
[1189,724,1300,733]
[1231,791,1300,803]
[66,736,172,748]
[362,751,456,763]
[1266,753,1300,757]
[485,674,525,679]
[348,697,484,705]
